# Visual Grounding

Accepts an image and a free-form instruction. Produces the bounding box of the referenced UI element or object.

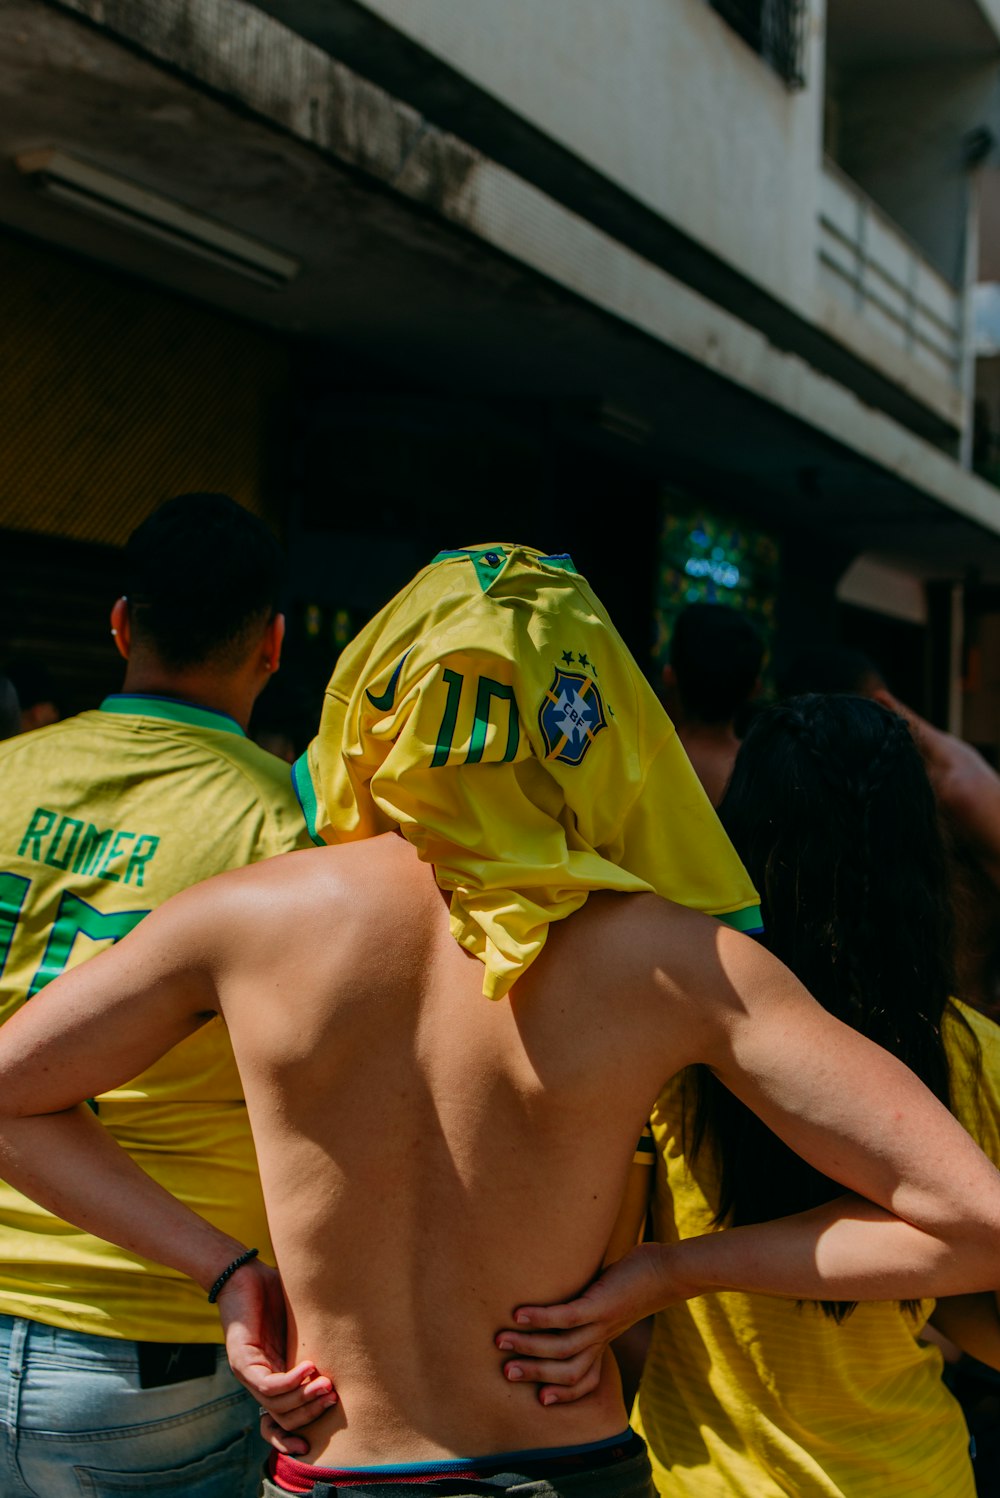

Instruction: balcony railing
[709,0,807,87]
[817,161,965,391]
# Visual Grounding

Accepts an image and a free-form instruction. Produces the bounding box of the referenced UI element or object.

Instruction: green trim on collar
[291,754,326,846]
[432,546,508,592]
[538,552,578,573]
[431,547,578,589]
[99,695,246,737]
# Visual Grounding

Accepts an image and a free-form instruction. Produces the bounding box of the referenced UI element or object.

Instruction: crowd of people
[0,495,999,1498]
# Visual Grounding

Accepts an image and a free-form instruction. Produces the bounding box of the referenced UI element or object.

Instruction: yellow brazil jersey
[294,544,760,999]
[0,695,307,1343]
[633,1001,1000,1498]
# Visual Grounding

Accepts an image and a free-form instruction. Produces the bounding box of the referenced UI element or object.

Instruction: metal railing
[709,0,807,87]
[817,160,965,390]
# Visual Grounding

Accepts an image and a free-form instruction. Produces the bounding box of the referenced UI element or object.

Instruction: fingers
[256,1373,336,1419]
[510,1301,591,1331]
[534,1367,603,1405]
[496,1327,596,1358]
[243,1361,326,1397]
[260,1388,339,1431]
[232,1357,337,1427]
[262,1377,335,1414]
[259,1412,311,1456]
[502,1351,603,1404]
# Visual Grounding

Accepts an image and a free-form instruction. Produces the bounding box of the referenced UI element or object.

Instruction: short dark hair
[124,494,283,670]
[780,646,885,699]
[669,604,763,724]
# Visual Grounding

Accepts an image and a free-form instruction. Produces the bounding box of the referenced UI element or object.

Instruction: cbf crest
[539,667,607,765]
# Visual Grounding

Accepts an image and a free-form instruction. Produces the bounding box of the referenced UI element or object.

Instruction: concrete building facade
[3,0,1000,740]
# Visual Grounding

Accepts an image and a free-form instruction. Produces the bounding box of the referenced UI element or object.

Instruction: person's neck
[678,718,739,748]
[118,665,253,731]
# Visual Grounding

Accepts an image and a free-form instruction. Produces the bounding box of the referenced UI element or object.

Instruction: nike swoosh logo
[365,650,411,712]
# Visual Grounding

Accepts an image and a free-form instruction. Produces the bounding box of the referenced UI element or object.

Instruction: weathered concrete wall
[53,0,479,220]
[348,0,976,429]
[34,0,1000,548]
[354,0,826,320]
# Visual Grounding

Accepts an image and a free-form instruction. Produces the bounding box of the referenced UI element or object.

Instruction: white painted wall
[353,0,991,428]
[355,0,826,318]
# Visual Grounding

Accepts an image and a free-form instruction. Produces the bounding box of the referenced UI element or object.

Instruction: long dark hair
[690,694,973,1318]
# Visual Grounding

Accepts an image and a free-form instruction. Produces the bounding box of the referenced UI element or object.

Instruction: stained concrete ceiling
[827,0,1000,70]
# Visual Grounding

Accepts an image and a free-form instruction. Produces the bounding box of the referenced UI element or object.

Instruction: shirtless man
[0,548,998,1498]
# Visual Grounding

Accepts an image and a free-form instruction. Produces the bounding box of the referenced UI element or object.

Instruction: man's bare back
[215,834,689,1462]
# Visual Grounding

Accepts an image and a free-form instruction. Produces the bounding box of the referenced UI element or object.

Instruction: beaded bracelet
[207,1247,259,1304]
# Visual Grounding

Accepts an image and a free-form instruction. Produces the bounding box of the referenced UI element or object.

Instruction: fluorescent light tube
[15,149,299,289]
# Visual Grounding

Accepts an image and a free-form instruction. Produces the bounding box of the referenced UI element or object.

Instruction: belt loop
[3,1317,28,1429]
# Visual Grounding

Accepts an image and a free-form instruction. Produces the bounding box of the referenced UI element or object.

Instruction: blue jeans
[0,1315,265,1497]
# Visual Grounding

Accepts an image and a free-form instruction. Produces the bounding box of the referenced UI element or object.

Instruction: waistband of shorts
[269,1431,643,1493]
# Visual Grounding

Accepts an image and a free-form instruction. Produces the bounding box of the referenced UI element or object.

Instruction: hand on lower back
[495,1244,673,1405]
[218,1258,338,1452]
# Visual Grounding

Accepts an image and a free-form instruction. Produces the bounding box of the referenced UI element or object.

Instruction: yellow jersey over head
[294,544,761,998]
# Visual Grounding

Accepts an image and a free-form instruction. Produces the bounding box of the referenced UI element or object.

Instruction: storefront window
[652,493,780,681]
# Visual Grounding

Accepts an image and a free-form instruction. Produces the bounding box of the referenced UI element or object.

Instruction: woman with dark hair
[629,694,1000,1496]
[502,694,1000,1497]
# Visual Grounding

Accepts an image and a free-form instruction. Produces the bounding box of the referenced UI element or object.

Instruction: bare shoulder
[563,889,754,982]
[538,892,777,1064]
[180,833,412,933]
[183,833,435,987]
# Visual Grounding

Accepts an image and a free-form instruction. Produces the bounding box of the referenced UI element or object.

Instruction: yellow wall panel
[0,231,290,545]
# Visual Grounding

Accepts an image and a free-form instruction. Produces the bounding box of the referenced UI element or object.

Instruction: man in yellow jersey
[2,550,1000,1498]
[0,494,325,1497]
